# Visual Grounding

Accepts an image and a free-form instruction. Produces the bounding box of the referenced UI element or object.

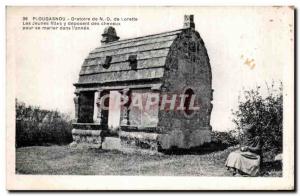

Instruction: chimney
[183,15,195,29]
[101,26,120,45]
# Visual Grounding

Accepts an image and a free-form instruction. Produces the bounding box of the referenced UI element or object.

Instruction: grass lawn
[16,145,282,176]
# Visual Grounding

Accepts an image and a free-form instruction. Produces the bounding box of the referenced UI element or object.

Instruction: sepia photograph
[5,6,294,190]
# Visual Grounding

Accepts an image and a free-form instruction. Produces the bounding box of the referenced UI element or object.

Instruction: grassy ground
[16,145,282,176]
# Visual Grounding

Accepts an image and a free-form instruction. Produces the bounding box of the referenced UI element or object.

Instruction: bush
[211,130,239,147]
[16,99,73,147]
[232,81,283,161]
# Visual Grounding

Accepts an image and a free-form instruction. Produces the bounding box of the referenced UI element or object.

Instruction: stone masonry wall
[157,29,213,149]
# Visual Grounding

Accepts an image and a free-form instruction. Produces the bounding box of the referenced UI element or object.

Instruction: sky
[7,6,293,131]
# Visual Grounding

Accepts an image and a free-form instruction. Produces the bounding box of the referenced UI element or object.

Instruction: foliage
[211,130,239,147]
[16,99,73,147]
[232,81,283,160]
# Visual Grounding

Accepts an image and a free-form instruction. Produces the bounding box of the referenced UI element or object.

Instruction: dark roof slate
[77,29,184,85]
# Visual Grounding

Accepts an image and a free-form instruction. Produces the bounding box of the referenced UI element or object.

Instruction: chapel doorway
[92,90,122,135]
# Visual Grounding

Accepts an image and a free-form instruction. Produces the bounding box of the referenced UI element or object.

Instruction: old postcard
[6,6,294,190]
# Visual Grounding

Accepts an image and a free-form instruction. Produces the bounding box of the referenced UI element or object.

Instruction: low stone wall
[72,129,103,144]
[119,127,211,151]
[71,126,211,152]
[119,131,160,151]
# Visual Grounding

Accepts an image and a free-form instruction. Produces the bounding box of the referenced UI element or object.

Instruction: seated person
[225,123,262,176]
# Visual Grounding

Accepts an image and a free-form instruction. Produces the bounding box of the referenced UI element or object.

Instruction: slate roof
[76,29,185,85]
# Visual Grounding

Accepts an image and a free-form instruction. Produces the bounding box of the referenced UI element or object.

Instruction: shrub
[232,81,283,161]
[16,99,73,147]
[211,130,239,147]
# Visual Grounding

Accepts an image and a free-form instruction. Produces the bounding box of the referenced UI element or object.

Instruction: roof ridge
[90,39,174,54]
[97,28,185,48]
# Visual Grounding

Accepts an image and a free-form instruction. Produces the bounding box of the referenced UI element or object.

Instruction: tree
[232,82,283,160]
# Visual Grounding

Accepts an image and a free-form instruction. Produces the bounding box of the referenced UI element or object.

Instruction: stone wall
[72,129,102,144]
[157,29,213,149]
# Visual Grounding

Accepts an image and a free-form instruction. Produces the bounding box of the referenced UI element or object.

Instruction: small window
[184,88,195,116]
[128,55,137,70]
[103,56,112,69]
